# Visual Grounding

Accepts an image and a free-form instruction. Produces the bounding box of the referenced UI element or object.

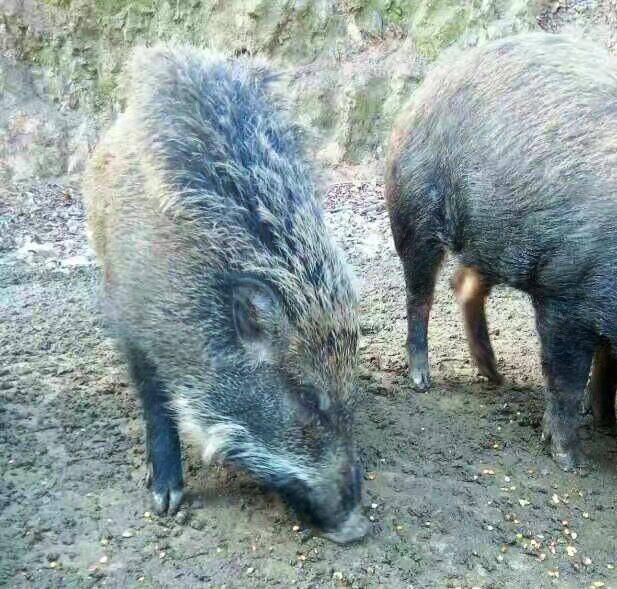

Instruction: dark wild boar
[83,45,368,544]
[386,32,617,471]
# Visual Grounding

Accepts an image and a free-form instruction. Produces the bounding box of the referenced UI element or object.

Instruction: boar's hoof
[541,421,588,473]
[321,508,370,545]
[146,463,184,515]
[153,487,184,516]
[479,368,504,386]
[549,445,589,474]
[409,367,431,391]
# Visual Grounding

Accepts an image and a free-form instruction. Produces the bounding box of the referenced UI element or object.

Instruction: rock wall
[1,0,614,184]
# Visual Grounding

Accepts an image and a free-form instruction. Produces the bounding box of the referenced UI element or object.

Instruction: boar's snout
[281,462,369,545]
[321,464,368,544]
[321,506,370,545]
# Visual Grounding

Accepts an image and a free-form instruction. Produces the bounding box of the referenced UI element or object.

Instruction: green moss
[93,0,155,16]
[410,1,472,58]
[94,75,118,110]
[343,77,389,164]
[41,0,71,7]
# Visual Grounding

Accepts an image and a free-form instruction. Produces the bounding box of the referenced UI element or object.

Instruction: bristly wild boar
[83,45,369,544]
[386,32,617,471]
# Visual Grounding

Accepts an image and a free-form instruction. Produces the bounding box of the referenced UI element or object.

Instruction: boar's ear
[231,277,283,352]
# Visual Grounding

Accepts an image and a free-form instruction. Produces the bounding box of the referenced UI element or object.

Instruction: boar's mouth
[278,479,369,544]
[320,507,370,545]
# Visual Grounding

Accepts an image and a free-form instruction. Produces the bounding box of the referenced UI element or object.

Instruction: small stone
[99,555,108,564]
[571,532,578,540]
[539,553,547,561]
[583,512,590,519]
[332,571,344,581]
[144,512,151,518]
[518,499,530,507]
[371,503,378,509]
[247,567,254,575]
[122,529,134,538]
[48,561,58,569]
[292,525,301,532]
[566,546,577,557]
[592,583,606,588]
[583,557,592,566]
[607,564,614,570]
[551,494,560,504]
[174,510,188,525]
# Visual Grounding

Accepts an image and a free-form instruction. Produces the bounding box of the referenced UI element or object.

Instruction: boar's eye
[296,385,331,417]
[297,385,320,413]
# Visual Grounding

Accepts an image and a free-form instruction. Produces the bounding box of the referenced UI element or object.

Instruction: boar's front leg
[534,299,594,471]
[125,344,184,515]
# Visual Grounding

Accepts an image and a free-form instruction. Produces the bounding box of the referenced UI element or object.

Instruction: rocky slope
[1,0,616,185]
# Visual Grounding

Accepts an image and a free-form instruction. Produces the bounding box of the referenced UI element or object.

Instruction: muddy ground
[1,178,617,589]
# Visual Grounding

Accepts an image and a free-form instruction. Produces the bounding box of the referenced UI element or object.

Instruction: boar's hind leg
[126,344,184,515]
[588,340,617,430]
[401,246,444,390]
[453,266,502,385]
[534,300,594,471]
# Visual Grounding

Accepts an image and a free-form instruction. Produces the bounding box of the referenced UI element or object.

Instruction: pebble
[122,529,134,538]
[174,510,188,525]
[583,557,592,566]
[99,555,108,564]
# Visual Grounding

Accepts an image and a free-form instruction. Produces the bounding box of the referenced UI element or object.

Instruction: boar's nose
[321,507,370,544]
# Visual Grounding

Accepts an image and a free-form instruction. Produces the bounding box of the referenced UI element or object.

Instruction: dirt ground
[1,177,617,589]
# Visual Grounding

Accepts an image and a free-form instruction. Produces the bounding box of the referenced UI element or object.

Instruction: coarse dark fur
[83,45,367,540]
[385,32,617,471]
